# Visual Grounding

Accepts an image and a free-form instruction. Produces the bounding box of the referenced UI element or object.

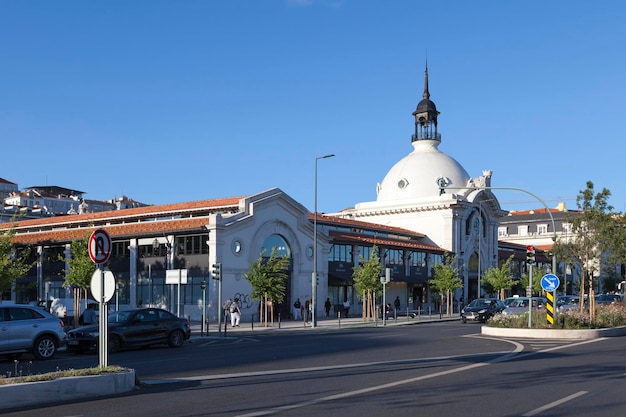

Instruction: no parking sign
[88,228,112,265]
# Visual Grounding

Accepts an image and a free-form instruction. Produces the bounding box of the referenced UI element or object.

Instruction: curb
[0,369,136,411]
[481,325,626,339]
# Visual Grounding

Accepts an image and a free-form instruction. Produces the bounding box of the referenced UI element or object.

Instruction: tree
[352,246,383,320]
[482,256,517,300]
[602,209,626,296]
[428,253,463,316]
[0,226,34,299]
[518,269,544,296]
[244,247,289,326]
[61,233,97,324]
[554,181,614,321]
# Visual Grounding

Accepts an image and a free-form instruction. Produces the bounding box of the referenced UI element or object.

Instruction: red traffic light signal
[526,245,536,264]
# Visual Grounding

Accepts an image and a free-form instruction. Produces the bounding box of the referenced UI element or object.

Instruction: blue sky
[2,1,626,215]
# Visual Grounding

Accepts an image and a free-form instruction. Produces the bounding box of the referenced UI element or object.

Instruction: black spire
[412,63,440,142]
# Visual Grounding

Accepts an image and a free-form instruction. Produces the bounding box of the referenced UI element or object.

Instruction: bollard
[251,314,254,331]
[338,311,341,328]
[278,313,281,329]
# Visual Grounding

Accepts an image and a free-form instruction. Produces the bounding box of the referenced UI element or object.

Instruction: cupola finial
[423,60,430,100]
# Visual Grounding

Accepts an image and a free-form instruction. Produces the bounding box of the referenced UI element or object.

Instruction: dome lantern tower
[412,64,440,142]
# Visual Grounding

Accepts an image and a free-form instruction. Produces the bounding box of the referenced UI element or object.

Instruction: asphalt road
[2,322,625,416]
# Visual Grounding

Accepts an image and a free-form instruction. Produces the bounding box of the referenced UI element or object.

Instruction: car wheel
[108,335,122,353]
[168,329,185,348]
[33,335,57,360]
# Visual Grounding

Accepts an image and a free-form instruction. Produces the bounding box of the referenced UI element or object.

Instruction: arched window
[261,234,291,258]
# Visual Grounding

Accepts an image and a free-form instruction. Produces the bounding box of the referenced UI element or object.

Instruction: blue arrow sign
[541,274,560,292]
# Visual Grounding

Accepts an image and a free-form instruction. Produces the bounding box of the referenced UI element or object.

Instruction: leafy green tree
[352,246,382,320]
[482,256,516,300]
[63,235,97,289]
[553,181,614,321]
[428,253,463,316]
[60,233,97,323]
[244,247,289,326]
[0,226,34,299]
[602,210,626,296]
[519,269,544,296]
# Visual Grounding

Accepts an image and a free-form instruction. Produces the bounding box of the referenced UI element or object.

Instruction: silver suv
[0,303,67,360]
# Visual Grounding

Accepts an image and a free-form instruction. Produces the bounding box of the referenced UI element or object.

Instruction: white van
[49,298,99,326]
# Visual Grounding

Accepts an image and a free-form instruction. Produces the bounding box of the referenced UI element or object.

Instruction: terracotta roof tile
[311,213,425,237]
[10,218,211,244]
[329,231,443,252]
[1,195,244,231]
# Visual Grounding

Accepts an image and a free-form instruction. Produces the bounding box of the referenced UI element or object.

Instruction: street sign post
[166,269,188,317]
[541,274,560,326]
[88,228,112,368]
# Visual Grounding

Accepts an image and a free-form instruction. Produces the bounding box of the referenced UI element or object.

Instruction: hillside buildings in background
[0,179,148,223]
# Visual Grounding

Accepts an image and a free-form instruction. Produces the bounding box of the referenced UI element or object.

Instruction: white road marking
[522,391,588,416]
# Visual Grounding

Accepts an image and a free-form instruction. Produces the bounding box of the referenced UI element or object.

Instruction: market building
[3,68,547,322]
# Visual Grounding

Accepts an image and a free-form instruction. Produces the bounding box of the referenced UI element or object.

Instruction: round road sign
[90,269,116,303]
[88,229,112,265]
[541,274,560,292]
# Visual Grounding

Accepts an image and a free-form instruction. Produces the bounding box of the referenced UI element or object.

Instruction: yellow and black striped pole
[546,291,555,325]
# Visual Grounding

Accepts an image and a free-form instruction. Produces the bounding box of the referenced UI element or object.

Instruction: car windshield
[108,310,133,323]
[468,299,494,307]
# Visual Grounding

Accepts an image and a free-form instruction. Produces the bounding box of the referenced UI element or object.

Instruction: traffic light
[200,280,206,290]
[211,262,222,280]
[526,245,536,264]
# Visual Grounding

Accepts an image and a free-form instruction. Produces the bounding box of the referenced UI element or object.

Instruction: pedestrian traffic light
[212,263,222,280]
[200,280,206,290]
[526,245,536,264]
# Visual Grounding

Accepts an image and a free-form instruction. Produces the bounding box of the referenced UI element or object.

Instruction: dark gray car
[460,298,506,323]
[0,303,67,360]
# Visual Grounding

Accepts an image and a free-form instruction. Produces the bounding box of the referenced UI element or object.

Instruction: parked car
[460,298,506,323]
[556,295,580,312]
[503,296,520,307]
[595,293,623,305]
[502,297,547,316]
[0,302,67,360]
[66,307,191,353]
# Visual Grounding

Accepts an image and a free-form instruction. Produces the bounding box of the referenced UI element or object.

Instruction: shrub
[487,302,626,329]
[0,365,129,386]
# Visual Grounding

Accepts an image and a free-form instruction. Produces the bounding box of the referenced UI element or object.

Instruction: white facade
[204,188,329,320]
[329,68,507,301]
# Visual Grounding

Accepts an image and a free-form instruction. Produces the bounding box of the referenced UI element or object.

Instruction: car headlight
[86,332,100,337]
[478,309,487,314]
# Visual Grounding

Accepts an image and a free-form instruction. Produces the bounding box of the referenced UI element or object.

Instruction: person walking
[394,296,401,315]
[304,299,311,325]
[324,298,332,317]
[229,298,241,327]
[343,298,350,318]
[293,298,302,320]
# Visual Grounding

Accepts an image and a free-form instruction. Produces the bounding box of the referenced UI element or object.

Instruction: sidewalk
[189,312,460,338]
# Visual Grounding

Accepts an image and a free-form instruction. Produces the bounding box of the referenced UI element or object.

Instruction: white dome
[376,139,470,202]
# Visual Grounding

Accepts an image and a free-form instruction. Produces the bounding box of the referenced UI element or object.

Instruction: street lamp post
[439,184,558,279]
[477,199,494,300]
[313,153,335,328]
